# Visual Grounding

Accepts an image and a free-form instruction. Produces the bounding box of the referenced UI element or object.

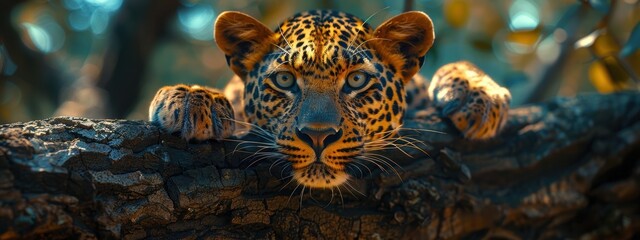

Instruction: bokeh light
[2,0,638,124]
[21,15,66,53]
[68,10,91,31]
[536,35,561,64]
[178,3,216,41]
[90,9,109,34]
[508,0,540,31]
[64,0,122,34]
[84,0,123,12]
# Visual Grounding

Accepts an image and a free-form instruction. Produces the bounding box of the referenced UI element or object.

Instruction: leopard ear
[373,11,435,80]
[214,11,275,77]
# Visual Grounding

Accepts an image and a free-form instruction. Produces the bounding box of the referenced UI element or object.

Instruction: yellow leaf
[589,56,632,93]
[444,0,470,29]
[592,30,620,57]
[505,27,542,46]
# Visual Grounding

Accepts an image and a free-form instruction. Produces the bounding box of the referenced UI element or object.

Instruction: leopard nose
[295,125,343,157]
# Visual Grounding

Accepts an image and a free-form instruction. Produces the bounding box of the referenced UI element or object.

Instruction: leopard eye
[346,71,370,90]
[274,71,296,89]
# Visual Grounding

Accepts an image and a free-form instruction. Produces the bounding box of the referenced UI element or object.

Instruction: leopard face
[215,10,434,188]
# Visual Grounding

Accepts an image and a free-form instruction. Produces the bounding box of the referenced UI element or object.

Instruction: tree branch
[1,93,639,239]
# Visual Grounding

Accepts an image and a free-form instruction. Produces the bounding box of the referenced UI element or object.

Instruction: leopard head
[215,10,434,188]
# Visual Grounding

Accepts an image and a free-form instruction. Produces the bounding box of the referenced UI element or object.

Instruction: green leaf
[555,4,580,29]
[588,0,611,13]
[620,22,640,57]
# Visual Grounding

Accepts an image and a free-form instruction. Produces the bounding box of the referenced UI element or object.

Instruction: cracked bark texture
[1,93,639,239]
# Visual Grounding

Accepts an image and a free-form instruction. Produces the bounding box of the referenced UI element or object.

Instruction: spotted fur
[149,10,511,188]
[149,84,235,141]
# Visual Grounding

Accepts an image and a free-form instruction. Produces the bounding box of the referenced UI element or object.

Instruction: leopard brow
[345,52,375,71]
[345,6,390,57]
[265,60,291,77]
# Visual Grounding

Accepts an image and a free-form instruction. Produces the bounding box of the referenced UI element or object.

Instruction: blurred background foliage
[0,0,639,124]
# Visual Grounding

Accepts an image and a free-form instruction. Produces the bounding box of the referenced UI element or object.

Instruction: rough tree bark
[1,93,639,239]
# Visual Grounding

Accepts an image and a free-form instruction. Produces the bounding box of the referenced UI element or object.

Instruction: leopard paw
[429,61,511,140]
[149,84,236,141]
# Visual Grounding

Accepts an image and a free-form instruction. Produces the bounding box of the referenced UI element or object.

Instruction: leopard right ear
[372,11,435,81]
[214,11,275,77]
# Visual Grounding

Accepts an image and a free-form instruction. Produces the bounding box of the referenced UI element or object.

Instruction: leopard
[149,10,511,189]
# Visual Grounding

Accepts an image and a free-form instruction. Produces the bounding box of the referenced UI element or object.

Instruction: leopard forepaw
[429,62,511,140]
[149,84,236,141]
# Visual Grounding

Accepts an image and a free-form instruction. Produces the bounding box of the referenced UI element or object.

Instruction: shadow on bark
[1,93,639,239]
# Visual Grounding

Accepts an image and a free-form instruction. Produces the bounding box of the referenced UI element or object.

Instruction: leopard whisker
[330,55,348,66]
[370,127,401,138]
[278,172,295,182]
[299,185,306,208]
[326,187,335,208]
[365,126,432,157]
[351,48,377,58]
[264,50,287,57]
[336,184,345,204]
[269,158,288,174]
[393,135,430,147]
[244,150,283,158]
[224,139,276,145]
[363,152,403,171]
[351,38,392,56]
[279,161,291,175]
[345,165,359,178]
[287,182,302,206]
[221,117,273,136]
[226,139,278,150]
[232,140,278,150]
[398,126,447,135]
[230,122,275,141]
[365,138,414,158]
[229,146,273,158]
[228,140,279,158]
[239,152,283,168]
[243,154,277,169]
[369,153,404,181]
[308,187,320,205]
[266,60,291,77]
[346,6,390,58]
[353,155,388,174]
[278,172,296,190]
[230,148,279,159]
[390,136,430,156]
[355,161,374,175]
[234,131,274,143]
[364,136,408,146]
[239,147,283,167]
[353,158,373,175]
[226,140,277,155]
[272,43,290,56]
[264,50,288,61]
[356,155,392,171]
[382,125,439,135]
[357,153,403,181]
[222,117,276,142]
[222,120,274,141]
[377,135,431,157]
[277,26,294,56]
[343,180,365,197]
[347,161,371,178]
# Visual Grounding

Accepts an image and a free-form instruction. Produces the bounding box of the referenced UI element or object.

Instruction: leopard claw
[429,61,511,140]
[149,84,235,141]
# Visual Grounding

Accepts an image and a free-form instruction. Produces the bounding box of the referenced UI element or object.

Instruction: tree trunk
[1,93,639,239]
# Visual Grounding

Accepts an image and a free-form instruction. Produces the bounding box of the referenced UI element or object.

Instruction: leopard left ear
[373,11,435,80]
[214,11,275,78]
